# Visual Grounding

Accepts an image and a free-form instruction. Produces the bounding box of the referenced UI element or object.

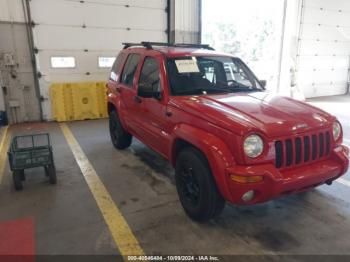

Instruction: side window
[110,53,125,82]
[138,57,160,93]
[121,54,140,87]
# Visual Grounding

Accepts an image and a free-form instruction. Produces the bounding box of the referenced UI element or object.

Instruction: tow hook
[325,180,333,186]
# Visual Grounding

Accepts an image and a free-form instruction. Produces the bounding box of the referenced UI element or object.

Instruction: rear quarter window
[110,53,126,82]
[121,54,141,87]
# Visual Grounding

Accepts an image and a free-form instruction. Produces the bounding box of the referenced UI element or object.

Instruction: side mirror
[138,83,162,100]
[259,80,267,88]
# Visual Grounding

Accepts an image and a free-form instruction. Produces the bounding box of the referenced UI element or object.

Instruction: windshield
[167,56,264,96]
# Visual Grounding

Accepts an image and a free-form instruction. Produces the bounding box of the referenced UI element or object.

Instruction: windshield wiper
[174,87,231,95]
[196,87,232,94]
[173,86,262,96]
[228,88,262,93]
[216,81,263,93]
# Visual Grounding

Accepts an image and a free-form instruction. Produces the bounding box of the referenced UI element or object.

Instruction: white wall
[0,0,25,22]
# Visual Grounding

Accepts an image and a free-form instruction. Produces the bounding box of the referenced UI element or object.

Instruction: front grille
[275,131,332,168]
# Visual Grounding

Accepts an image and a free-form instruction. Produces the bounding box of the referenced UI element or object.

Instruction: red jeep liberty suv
[107,42,349,221]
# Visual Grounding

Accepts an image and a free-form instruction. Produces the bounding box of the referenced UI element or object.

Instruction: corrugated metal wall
[170,0,201,44]
[0,0,25,22]
[0,0,41,123]
[0,0,25,114]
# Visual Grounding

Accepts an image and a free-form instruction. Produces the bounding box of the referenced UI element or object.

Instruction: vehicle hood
[169,92,335,137]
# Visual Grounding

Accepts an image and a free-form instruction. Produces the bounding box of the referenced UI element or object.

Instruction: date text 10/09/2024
[127,256,220,261]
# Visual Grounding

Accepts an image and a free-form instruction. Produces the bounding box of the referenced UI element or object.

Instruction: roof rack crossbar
[122,42,215,51]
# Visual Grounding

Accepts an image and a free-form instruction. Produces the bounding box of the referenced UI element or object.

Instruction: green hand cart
[8,133,56,190]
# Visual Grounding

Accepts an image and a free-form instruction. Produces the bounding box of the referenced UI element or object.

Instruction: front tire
[175,147,225,222]
[109,110,132,150]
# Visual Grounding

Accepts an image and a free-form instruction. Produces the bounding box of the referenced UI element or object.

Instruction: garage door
[29,0,168,120]
[297,0,350,98]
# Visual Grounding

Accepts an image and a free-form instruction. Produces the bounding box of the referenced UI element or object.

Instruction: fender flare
[170,124,236,201]
[107,95,129,129]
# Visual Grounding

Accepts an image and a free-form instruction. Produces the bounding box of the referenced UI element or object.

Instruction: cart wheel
[20,170,25,181]
[13,171,23,191]
[44,166,49,177]
[47,165,57,185]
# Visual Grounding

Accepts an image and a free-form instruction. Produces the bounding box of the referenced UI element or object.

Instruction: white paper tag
[175,59,200,73]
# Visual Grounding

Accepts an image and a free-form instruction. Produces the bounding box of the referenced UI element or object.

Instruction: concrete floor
[0,94,350,258]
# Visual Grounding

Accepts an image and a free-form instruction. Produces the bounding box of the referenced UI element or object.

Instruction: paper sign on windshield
[175,59,200,73]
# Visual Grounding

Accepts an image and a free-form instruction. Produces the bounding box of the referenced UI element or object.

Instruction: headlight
[333,122,341,141]
[244,135,264,158]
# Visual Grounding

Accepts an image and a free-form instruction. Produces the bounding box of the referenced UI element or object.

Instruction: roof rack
[122,42,215,51]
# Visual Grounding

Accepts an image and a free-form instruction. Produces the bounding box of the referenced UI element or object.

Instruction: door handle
[134,96,142,103]
[115,86,122,93]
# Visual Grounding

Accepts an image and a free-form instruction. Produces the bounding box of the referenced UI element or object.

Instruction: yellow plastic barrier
[50,82,107,122]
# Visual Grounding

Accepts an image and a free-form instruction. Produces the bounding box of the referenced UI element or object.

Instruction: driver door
[136,56,169,157]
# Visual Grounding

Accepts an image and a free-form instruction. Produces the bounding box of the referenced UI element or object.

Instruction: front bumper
[225,145,349,205]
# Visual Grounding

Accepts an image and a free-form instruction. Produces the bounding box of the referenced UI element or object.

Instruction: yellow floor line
[0,126,11,184]
[60,123,144,256]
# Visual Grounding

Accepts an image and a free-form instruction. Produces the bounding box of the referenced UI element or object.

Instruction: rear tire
[175,147,225,222]
[109,110,132,150]
[13,170,23,191]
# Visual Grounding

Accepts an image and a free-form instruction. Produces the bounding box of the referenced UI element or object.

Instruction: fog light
[242,190,255,202]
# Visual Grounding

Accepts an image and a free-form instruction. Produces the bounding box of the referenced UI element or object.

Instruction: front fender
[171,124,236,201]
